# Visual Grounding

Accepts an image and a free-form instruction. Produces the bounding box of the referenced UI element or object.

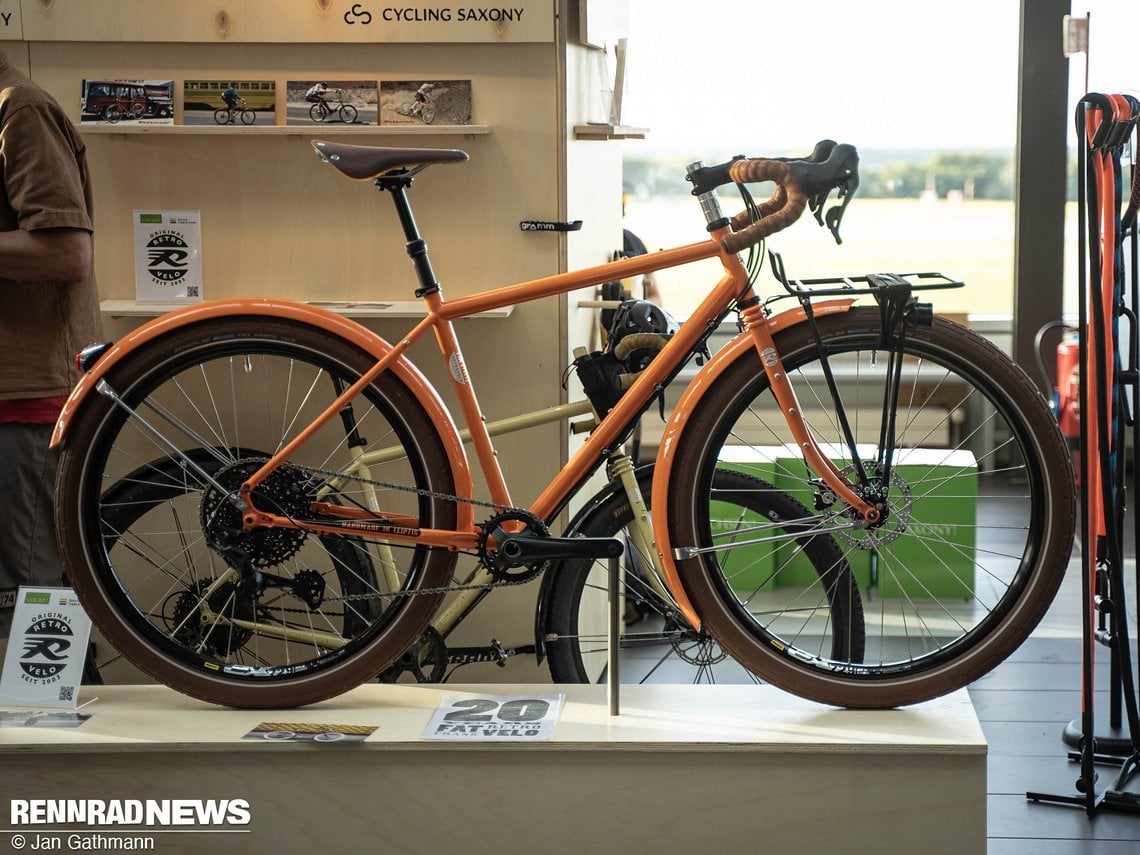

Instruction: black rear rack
[767,250,965,300]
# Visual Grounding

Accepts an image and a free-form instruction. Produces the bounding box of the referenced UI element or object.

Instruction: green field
[623,197,1078,319]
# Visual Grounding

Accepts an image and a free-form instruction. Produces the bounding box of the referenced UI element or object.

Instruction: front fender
[649,298,855,629]
[51,298,473,502]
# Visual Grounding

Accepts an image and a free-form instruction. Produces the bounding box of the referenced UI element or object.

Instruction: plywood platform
[0,683,985,854]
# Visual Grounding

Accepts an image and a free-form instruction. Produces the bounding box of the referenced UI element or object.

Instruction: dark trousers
[0,422,64,637]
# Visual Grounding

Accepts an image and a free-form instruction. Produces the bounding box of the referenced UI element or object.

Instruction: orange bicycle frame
[55,181,875,630]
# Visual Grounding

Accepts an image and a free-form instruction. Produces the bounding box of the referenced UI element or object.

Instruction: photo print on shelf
[380,80,472,127]
[183,79,277,126]
[286,80,377,126]
[80,79,174,125]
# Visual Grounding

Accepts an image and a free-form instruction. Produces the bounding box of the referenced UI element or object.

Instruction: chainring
[378,625,448,683]
[478,510,551,583]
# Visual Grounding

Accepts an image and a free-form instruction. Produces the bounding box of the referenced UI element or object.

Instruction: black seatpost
[377,173,441,298]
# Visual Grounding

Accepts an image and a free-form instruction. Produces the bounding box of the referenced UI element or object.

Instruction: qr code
[187,286,200,298]
[58,686,75,702]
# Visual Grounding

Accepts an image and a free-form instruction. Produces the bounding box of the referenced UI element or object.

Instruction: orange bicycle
[52,138,1075,708]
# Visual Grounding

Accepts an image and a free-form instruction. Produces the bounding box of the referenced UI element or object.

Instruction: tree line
[623,150,1072,201]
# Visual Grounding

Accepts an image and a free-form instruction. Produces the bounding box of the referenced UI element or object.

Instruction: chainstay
[260,460,543,609]
[271,570,535,616]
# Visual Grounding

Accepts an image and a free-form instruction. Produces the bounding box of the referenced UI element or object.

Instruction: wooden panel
[21,0,554,43]
[0,2,21,39]
[27,40,560,303]
[13,6,627,687]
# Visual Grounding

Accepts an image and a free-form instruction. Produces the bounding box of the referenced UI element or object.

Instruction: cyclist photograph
[380,79,472,126]
[286,80,376,125]
[181,79,274,126]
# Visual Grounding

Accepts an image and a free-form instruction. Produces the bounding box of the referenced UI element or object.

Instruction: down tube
[529,270,744,523]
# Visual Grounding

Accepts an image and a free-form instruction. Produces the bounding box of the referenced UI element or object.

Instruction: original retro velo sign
[0,587,92,709]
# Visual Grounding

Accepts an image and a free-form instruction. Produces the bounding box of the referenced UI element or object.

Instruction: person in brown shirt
[0,47,101,637]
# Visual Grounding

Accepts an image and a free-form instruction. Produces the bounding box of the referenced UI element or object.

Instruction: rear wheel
[546,467,863,684]
[666,308,1075,707]
[55,316,457,707]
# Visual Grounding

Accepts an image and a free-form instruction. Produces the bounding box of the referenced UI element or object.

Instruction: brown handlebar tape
[722,159,807,255]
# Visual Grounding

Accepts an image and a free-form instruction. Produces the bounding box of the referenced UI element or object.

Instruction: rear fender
[51,298,473,503]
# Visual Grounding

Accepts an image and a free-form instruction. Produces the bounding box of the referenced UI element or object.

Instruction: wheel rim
[73,334,450,688]
[681,314,1065,687]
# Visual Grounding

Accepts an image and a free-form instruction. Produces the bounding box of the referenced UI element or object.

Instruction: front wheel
[545,467,863,684]
[338,104,358,124]
[421,107,436,125]
[55,316,459,708]
[665,308,1075,707]
[239,109,256,125]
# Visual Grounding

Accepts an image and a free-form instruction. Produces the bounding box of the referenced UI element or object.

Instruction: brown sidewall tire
[666,309,1075,708]
[56,317,457,708]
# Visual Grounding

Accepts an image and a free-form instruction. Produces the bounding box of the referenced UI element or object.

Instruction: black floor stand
[1027,94,1140,816]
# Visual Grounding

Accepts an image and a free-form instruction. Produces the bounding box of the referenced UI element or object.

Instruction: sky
[618,0,1139,155]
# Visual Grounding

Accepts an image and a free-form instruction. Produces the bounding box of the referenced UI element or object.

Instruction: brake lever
[824,174,858,245]
[806,150,859,245]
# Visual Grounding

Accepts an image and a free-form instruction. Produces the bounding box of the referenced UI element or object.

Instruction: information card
[0,587,92,709]
[133,210,203,302]
[423,694,564,741]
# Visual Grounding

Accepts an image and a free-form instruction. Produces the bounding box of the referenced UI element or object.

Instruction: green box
[718,445,977,598]
[772,449,874,591]
[875,449,977,599]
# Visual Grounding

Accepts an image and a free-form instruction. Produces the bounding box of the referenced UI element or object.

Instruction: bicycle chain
[242,460,542,613]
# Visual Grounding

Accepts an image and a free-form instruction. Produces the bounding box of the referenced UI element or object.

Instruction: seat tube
[428,303,512,507]
[385,183,512,508]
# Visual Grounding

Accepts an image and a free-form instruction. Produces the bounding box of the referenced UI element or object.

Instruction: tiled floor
[968,545,1140,852]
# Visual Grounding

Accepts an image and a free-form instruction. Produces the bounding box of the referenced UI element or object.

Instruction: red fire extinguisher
[1055,332,1080,484]
[1056,336,1080,443]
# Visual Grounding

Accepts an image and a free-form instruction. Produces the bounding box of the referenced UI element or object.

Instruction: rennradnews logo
[10,800,251,826]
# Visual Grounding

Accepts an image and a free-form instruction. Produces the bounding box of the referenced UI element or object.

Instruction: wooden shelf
[573,123,648,140]
[100,299,514,320]
[78,124,492,137]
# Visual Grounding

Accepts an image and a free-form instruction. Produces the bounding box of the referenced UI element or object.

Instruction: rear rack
[767,250,965,300]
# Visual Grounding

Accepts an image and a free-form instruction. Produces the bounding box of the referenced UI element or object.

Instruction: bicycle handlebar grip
[728,184,787,232]
[612,332,669,363]
[722,159,807,254]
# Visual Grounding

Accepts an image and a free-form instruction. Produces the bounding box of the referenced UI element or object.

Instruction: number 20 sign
[423,694,565,741]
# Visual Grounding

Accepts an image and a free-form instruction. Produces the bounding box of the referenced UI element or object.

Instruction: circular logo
[145,231,191,284]
[19,614,75,683]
